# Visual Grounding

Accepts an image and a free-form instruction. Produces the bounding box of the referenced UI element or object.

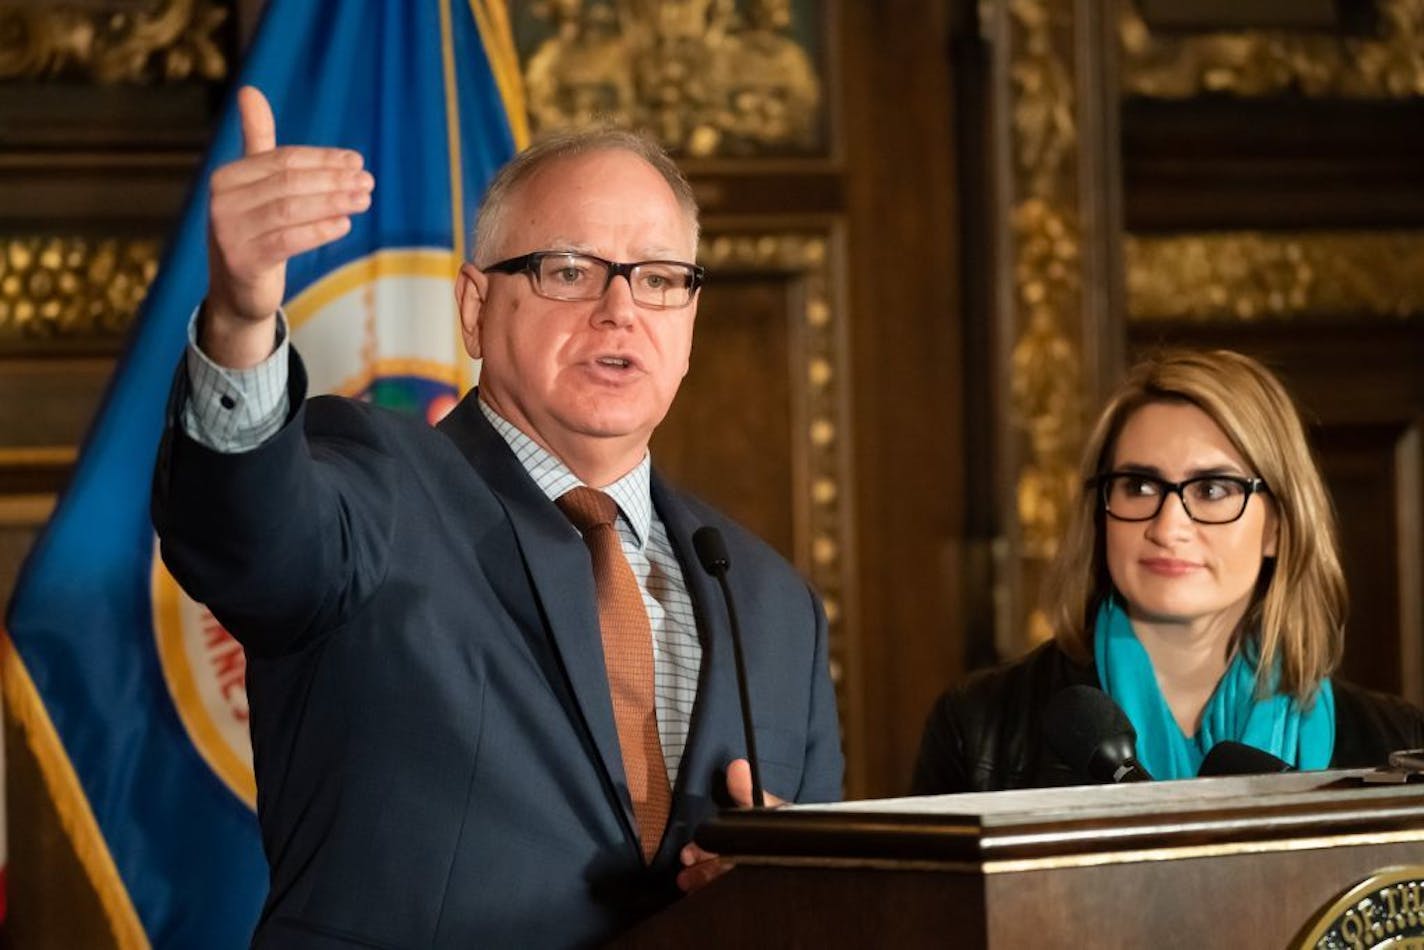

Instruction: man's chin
[556,398,667,442]
[544,410,650,445]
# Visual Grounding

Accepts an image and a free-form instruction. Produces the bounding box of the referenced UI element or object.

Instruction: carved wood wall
[7,0,1424,945]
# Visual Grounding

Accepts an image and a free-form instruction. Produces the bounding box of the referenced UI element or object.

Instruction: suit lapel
[437,394,637,837]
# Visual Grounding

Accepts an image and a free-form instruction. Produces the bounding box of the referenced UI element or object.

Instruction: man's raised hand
[202,86,374,367]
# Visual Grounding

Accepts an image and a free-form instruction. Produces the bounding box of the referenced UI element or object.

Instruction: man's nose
[592,273,637,327]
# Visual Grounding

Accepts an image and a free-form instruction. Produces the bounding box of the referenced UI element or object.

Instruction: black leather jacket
[912,641,1424,794]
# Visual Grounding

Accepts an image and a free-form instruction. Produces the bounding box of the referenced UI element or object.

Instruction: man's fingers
[238,86,277,156]
[216,170,373,223]
[248,216,353,269]
[676,856,732,894]
[212,146,366,191]
[242,183,372,233]
[725,758,786,808]
[215,186,368,268]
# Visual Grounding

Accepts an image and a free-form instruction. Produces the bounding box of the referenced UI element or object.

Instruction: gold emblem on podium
[1296,867,1424,949]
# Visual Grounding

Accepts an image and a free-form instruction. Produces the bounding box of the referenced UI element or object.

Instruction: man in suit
[152,86,843,948]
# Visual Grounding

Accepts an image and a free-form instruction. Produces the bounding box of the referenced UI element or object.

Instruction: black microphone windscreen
[1199,740,1291,776]
[1043,685,1140,781]
[692,526,730,574]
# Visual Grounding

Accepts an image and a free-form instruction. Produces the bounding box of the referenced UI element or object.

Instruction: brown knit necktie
[557,487,671,862]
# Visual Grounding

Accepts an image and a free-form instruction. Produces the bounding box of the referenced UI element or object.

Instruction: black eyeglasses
[1092,471,1269,525]
[485,251,705,310]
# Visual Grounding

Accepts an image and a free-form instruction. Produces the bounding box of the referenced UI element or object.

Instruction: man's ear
[455,262,489,359]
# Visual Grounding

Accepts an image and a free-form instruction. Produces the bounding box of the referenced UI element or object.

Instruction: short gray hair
[471,127,700,266]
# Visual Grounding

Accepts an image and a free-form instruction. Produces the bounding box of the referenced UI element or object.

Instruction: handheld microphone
[692,526,766,808]
[1198,741,1292,777]
[1043,685,1154,784]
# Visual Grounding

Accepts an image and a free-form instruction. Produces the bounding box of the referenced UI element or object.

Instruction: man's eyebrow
[538,243,690,262]
[634,246,688,260]
[542,240,597,255]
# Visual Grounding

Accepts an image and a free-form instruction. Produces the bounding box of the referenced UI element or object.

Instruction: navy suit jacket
[152,354,843,948]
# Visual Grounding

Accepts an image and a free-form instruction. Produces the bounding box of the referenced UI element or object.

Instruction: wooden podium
[618,772,1424,948]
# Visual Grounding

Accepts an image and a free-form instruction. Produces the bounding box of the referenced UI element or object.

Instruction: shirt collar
[478,396,653,548]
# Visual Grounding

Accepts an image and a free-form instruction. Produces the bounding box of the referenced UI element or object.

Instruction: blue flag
[3,2,524,945]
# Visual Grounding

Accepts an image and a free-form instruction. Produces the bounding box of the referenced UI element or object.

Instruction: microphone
[1198,741,1292,777]
[692,526,766,808]
[1043,685,1154,784]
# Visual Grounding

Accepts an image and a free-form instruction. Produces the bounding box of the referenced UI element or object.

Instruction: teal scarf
[1092,598,1335,780]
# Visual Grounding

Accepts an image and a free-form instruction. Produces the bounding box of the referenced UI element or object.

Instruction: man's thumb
[726,758,755,807]
[238,85,276,156]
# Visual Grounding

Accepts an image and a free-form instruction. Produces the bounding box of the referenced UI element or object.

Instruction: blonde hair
[471,126,699,266]
[1044,349,1345,700]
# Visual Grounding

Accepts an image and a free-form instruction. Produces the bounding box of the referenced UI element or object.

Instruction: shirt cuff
[181,308,291,453]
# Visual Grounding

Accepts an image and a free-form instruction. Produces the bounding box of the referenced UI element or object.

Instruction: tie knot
[557,486,619,533]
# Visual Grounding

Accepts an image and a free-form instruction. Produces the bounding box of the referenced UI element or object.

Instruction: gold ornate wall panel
[988,0,1109,650]
[1121,0,1424,327]
[0,237,159,343]
[1121,0,1424,99]
[0,0,229,83]
[511,0,825,156]
[1127,231,1424,324]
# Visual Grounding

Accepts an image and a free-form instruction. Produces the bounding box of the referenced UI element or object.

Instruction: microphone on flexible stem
[1198,741,1292,777]
[692,526,765,808]
[1044,685,1155,784]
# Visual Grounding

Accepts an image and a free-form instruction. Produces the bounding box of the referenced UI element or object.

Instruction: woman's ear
[1262,505,1280,559]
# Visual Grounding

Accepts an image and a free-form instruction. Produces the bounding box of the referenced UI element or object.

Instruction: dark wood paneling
[1316,422,1412,695]
[1,496,113,949]
[685,165,843,219]
[624,776,1424,948]
[3,709,115,950]
[1135,0,1347,31]
[654,274,796,558]
[1123,99,1424,232]
[0,357,114,447]
[0,84,214,151]
[988,842,1424,948]
[839,0,963,797]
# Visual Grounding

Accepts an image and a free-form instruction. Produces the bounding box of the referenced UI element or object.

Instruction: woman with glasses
[913,349,1424,793]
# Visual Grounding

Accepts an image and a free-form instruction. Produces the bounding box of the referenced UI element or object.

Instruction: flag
[2,2,525,945]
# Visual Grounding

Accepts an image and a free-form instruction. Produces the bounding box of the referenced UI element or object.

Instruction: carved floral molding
[515,0,823,156]
[1122,0,1424,99]
[0,0,227,82]
[1126,231,1424,323]
[0,236,158,341]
